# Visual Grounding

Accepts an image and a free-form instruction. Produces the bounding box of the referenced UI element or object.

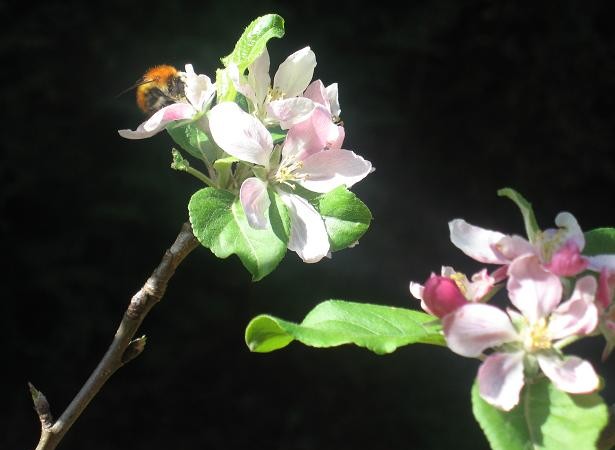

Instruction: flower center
[538,228,567,262]
[268,87,285,102]
[273,160,305,188]
[523,318,552,352]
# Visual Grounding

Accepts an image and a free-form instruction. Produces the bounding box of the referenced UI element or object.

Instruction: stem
[32,222,199,450]
[185,166,216,187]
[553,334,582,350]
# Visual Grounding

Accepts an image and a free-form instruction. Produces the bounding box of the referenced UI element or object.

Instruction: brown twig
[32,222,199,450]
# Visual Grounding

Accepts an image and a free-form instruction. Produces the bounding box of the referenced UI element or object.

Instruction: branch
[32,222,200,450]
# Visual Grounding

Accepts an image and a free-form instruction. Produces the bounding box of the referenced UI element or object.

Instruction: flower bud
[422,274,467,318]
[545,241,588,277]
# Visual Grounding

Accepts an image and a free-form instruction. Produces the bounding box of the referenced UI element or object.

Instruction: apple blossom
[230,46,318,128]
[118,64,215,139]
[208,101,372,263]
[409,266,496,318]
[449,212,590,278]
[443,255,600,411]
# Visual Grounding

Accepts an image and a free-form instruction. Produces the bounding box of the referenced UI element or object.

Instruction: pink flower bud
[422,275,467,318]
[545,241,588,277]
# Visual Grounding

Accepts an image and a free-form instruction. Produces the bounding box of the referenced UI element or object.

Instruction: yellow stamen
[449,272,469,297]
[524,318,552,352]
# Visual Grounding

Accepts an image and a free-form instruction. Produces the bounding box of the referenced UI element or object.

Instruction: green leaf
[245,300,445,354]
[167,121,220,163]
[584,228,615,256]
[268,125,287,144]
[221,14,285,72]
[311,186,372,251]
[472,378,608,450]
[188,187,290,281]
[215,67,237,103]
[498,188,541,243]
[212,156,238,190]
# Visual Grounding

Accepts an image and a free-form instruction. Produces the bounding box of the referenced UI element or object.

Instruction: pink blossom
[449,212,590,279]
[443,255,599,411]
[409,267,496,317]
[230,47,317,128]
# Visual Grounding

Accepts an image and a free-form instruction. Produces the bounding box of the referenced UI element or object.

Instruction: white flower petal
[507,255,562,323]
[448,219,511,264]
[118,103,195,139]
[273,47,316,98]
[239,178,270,229]
[208,102,273,166]
[537,354,600,393]
[278,191,329,263]
[182,64,214,111]
[326,83,341,117]
[409,281,424,300]
[229,63,257,107]
[555,212,585,250]
[549,275,598,339]
[296,149,372,193]
[587,255,615,272]
[267,98,316,129]
[477,352,525,411]
[249,48,271,107]
[442,303,519,357]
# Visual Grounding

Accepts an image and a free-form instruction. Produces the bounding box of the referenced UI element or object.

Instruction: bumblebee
[123,65,186,115]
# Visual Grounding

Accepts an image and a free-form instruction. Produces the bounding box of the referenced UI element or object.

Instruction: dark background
[4,1,615,449]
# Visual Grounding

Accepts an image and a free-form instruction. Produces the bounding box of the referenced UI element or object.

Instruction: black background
[4,1,615,449]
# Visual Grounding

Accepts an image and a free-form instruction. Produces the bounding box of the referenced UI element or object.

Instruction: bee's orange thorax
[136,65,180,113]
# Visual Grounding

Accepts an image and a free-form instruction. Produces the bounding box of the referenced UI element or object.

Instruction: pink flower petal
[545,241,588,277]
[239,177,270,229]
[448,219,512,264]
[549,275,598,339]
[597,268,614,309]
[208,102,272,166]
[282,107,328,161]
[507,255,562,323]
[278,191,330,263]
[467,269,497,301]
[273,47,316,98]
[443,303,519,357]
[496,235,536,260]
[537,354,599,393]
[477,351,525,411]
[267,97,316,129]
[328,125,345,149]
[297,149,372,193]
[303,80,329,109]
[118,103,195,139]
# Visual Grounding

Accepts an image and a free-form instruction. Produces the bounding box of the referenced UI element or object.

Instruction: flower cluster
[119,45,372,264]
[410,197,614,411]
